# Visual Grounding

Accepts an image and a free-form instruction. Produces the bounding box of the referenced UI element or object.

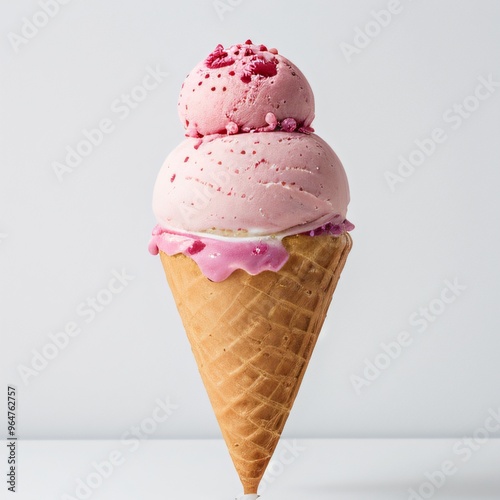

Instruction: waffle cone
[160,232,352,494]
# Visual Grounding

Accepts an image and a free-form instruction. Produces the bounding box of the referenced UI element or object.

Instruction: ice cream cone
[159,232,352,494]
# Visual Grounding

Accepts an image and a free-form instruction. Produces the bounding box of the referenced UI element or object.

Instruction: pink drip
[149,218,354,282]
[149,226,288,282]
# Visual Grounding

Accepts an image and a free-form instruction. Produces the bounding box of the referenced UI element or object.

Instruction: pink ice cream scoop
[178,40,315,137]
[152,131,349,237]
[151,41,353,281]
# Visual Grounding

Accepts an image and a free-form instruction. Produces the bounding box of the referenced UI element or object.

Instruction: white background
[1,0,500,442]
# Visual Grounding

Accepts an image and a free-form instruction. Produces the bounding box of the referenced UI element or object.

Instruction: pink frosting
[149,221,353,282]
[152,131,350,237]
[149,226,289,282]
[178,41,315,137]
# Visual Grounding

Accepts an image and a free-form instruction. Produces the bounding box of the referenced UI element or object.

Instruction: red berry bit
[252,243,268,256]
[239,56,278,83]
[280,118,297,132]
[188,240,206,255]
[205,44,235,69]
